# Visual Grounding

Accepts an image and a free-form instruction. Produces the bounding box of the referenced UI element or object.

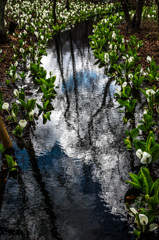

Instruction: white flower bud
[29,110,34,117]
[122,82,127,88]
[129,208,138,216]
[128,73,133,79]
[147,56,152,63]
[112,31,116,39]
[128,56,134,63]
[11,110,16,118]
[104,53,109,63]
[146,89,156,96]
[136,149,143,159]
[141,152,152,165]
[14,89,19,97]
[149,223,158,232]
[2,102,9,111]
[19,119,27,129]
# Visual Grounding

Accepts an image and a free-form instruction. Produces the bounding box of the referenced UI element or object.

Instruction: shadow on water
[0,20,136,239]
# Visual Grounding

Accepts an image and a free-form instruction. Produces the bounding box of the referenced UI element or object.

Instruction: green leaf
[125,86,131,96]
[44,100,50,109]
[138,124,147,132]
[27,99,36,112]
[141,168,153,195]
[19,99,27,109]
[149,145,159,163]
[41,85,47,95]
[36,103,43,110]
[149,195,159,204]
[150,178,159,196]
[133,139,146,151]
[144,114,153,123]
[0,144,5,153]
[40,78,49,87]
[145,210,155,224]
[130,99,137,108]
[118,99,125,106]
[133,229,141,239]
[140,88,148,98]
[126,181,142,189]
[146,132,156,151]
[125,130,130,137]
[19,90,25,101]
[148,74,154,80]
[130,128,139,139]
[148,195,159,211]
[5,155,17,171]
[129,173,141,185]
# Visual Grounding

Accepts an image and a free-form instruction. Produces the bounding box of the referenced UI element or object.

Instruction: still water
[0,21,135,240]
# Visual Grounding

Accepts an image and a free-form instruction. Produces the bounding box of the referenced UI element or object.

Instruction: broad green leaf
[146,132,156,151]
[41,78,49,87]
[5,155,17,171]
[125,86,131,97]
[130,99,137,108]
[126,181,142,189]
[150,179,159,196]
[19,99,27,109]
[130,128,139,139]
[125,130,130,137]
[40,85,47,95]
[44,100,50,109]
[133,139,146,151]
[148,195,159,211]
[145,210,155,224]
[129,173,141,185]
[138,124,147,132]
[141,168,153,195]
[149,145,159,163]
[144,114,153,123]
[148,74,154,80]
[118,99,125,106]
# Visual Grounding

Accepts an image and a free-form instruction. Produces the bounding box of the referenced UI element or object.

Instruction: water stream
[0,21,135,240]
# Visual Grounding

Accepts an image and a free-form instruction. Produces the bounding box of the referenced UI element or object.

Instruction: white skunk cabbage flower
[122,82,127,88]
[136,149,143,159]
[146,89,156,97]
[104,53,109,63]
[128,73,133,79]
[149,223,158,232]
[19,119,27,129]
[112,31,116,39]
[147,56,152,63]
[141,152,152,164]
[13,89,19,97]
[129,208,138,216]
[2,102,9,111]
[136,149,152,164]
[29,110,34,117]
[139,214,148,226]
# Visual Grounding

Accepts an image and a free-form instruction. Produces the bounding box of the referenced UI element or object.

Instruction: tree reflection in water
[0,21,135,239]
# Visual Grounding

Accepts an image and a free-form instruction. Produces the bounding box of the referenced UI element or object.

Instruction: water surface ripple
[0,21,135,240]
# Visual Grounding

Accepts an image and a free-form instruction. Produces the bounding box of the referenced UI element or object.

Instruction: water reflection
[0,21,135,239]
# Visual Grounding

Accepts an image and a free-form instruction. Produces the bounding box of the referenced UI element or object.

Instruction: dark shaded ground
[119,20,159,66]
